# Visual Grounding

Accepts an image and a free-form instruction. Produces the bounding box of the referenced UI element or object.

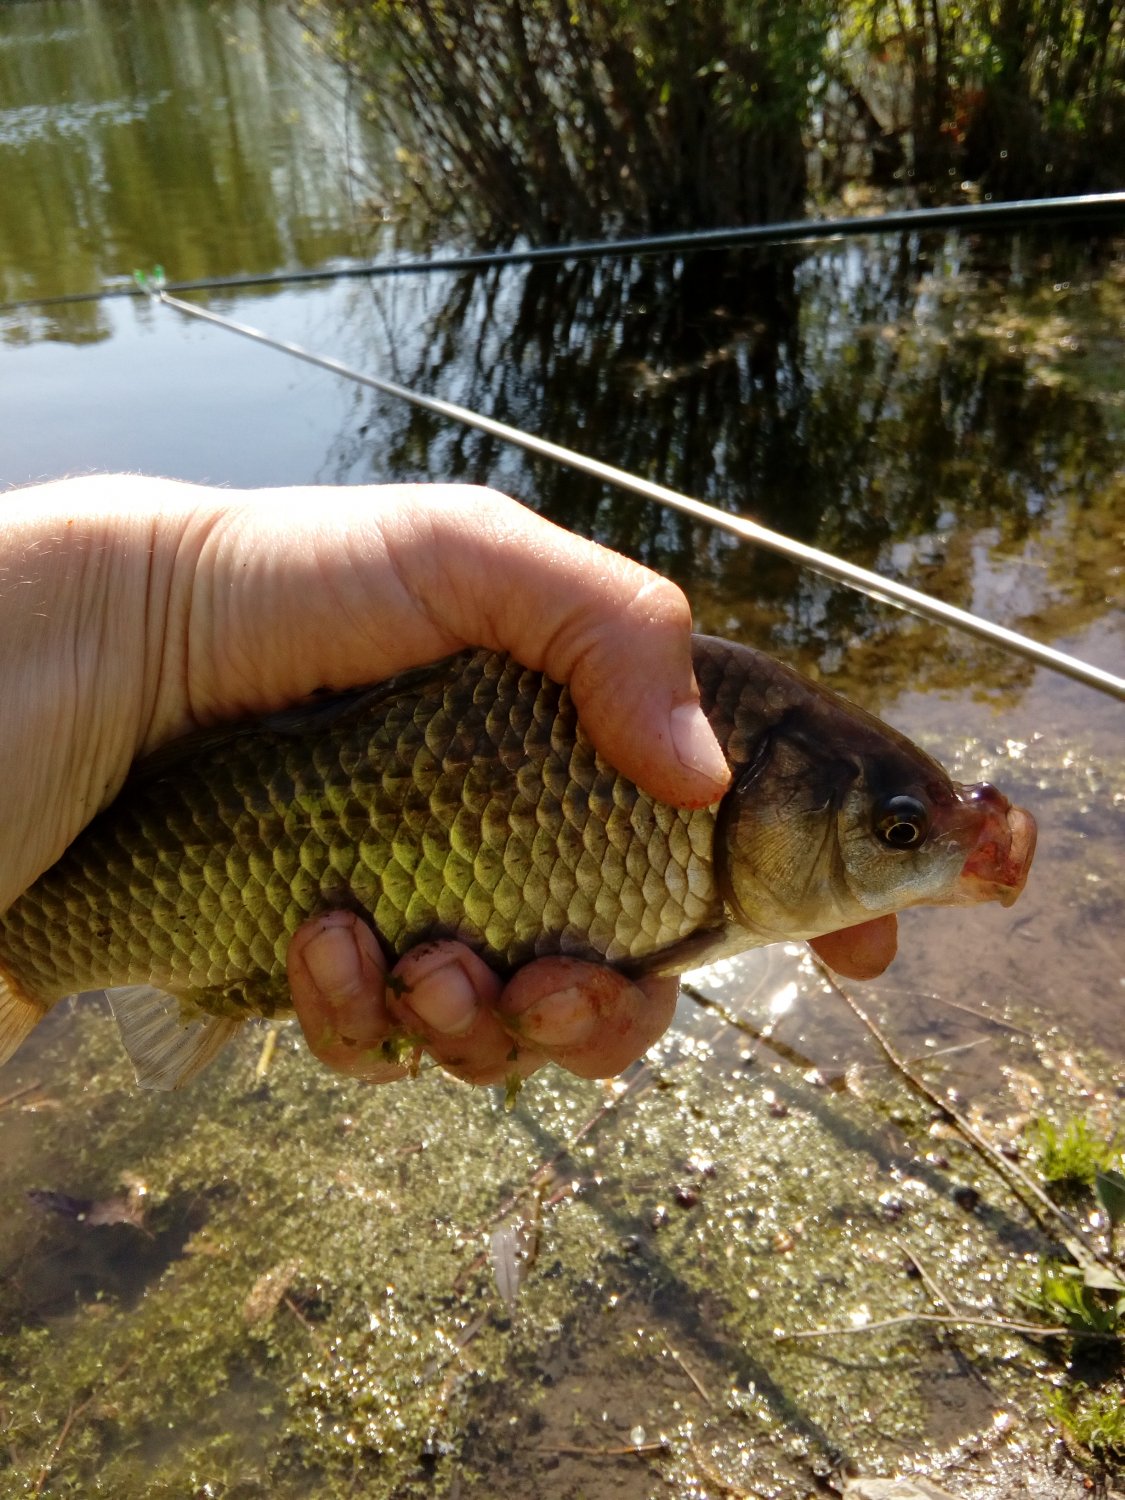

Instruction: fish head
[715,702,1036,945]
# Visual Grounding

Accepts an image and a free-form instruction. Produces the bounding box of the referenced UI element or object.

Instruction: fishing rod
[5,192,1124,316]
[143,281,1125,704]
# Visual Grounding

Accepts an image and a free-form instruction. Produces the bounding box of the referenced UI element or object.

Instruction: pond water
[0,2,1122,1496]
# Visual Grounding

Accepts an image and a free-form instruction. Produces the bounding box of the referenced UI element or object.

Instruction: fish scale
[0,648,726,1020]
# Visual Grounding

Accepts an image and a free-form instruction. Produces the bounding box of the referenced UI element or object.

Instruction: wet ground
[0,2,1122,1495]
[1,936,1122,1497]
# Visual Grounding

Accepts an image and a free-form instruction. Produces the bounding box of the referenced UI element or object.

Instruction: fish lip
[955,785,1037,906]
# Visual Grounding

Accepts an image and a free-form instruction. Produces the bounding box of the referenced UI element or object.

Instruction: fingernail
[515,986,596,1048]
[406,960,480,1037]
[670,703,729,793]
[302,926,368,1004]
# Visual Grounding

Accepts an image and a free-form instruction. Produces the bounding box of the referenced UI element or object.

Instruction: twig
[422,1312,489,1388]
[32,1358,134,1494]
[661,1340,712,1402]
[900,1242,958,1317]
[681,983,837,1082]
[0,1080,42,1111]
[774,1311,1122,1342]
[909,1039,986,1063]
[539,1440,670,1457]
[899,1242,998,1390]
[254,1027,279,1081]
[813,961,1114,1272]
[926,993,1034,1036]
[874,985,1035,1036]
[283,1294,329,1354]
[462,1062,655,1255]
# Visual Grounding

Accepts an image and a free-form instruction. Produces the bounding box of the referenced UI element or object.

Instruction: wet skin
[287,913,898,1085]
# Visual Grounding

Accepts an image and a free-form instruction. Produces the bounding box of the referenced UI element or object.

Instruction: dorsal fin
[106,986,242,1090]
[128,653,474,784]
[259,658,458,734]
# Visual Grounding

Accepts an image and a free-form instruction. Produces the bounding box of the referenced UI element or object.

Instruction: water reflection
[323,232,1121,702]
[0,0,382,339]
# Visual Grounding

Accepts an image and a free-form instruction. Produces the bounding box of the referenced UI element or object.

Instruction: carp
[0,637,1035,1088]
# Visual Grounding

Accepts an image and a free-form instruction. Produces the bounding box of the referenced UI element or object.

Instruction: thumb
[416,491,732,808]
[559,579,732,809]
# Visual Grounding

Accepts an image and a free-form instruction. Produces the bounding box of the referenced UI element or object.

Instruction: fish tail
[0,960,48,1065]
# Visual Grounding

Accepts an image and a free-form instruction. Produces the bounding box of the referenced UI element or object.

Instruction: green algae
[1028,1116,1122,1193]
[1,955,1122,1498]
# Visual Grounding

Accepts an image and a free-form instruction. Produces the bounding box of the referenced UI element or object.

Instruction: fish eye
[875,795,929,849]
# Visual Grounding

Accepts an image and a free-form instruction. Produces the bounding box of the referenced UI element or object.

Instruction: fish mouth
[954,783,1037,907]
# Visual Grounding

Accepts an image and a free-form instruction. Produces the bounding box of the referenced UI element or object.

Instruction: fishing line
[5,192,1123,315]
[146,283,1125,703]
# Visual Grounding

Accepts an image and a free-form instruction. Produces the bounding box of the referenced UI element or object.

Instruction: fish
[0,636,1036,1089]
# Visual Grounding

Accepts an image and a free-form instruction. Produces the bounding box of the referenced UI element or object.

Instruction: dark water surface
[0,2,1122,1496]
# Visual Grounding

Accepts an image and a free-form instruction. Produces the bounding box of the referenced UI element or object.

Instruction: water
[0,3,1122,1495]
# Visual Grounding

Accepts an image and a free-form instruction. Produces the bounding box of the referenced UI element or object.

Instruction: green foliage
[1022,1117,1125,1348]
[828,0,1125,199]
[1031,1261,1125,1338]
[1027,1117,1121,1192]
[303,0,1124,239]
[1050,1385,1125,1473]
[1097,1169,1125,1229]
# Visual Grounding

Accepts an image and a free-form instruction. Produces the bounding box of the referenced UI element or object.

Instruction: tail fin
[0,963,47,1065]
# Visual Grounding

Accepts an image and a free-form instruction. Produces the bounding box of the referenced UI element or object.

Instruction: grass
[1051,1385,1125,1474]
[1027,1116,1121,1193]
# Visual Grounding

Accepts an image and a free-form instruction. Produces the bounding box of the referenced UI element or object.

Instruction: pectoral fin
[0,965,47,1065]
[106,985,242,1090]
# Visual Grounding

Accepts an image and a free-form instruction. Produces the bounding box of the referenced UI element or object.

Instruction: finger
[387,941,548,1085]
[809,915,898,980]
[287,911,408,1082]
[421,495,731,808]
[499,959,680,1079]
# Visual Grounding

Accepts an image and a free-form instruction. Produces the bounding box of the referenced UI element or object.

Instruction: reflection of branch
[813,960,1114,1274]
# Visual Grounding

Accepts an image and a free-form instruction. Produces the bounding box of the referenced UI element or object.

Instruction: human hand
[0,476,890,1088]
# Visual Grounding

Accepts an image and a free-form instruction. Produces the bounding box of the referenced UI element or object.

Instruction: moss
[1027,1116,1121,1193]
[0,1021,1114,1496]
